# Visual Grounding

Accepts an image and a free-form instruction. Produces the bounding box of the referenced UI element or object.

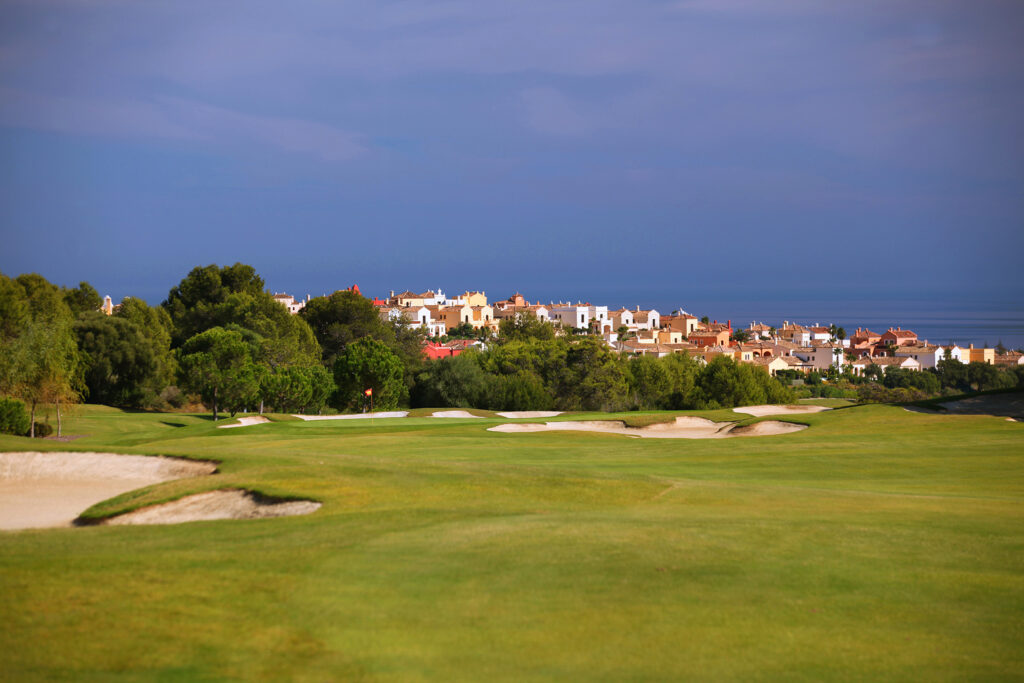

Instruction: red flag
[364,388,373,397]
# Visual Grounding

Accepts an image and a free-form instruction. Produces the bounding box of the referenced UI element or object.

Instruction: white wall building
[549,304,590,330]
[792,343,845,371]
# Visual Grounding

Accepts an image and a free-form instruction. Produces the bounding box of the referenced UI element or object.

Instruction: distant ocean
[654,298,1024,351]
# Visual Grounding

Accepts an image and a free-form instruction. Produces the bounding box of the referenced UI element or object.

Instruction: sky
[1,0,1022,319]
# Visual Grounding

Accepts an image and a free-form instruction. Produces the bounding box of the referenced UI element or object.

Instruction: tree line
[11,262,941,436]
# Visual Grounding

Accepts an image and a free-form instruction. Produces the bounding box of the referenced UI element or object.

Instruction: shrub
[32,421,53,438]
[0,397,31,436]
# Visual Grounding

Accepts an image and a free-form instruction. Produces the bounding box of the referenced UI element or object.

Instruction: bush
[0,398,30,436]
[32,421,53,438]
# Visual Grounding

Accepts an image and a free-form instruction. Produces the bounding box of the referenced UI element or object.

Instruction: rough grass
[1,403,1022,681]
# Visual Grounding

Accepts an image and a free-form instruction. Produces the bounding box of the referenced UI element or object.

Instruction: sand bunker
[430,410,479,418]
[495,411,563,418]
[728,421,807,436]
[733,404,830,417]
[98,489,320,526]
[488,416,806,439]
[292,411,409,421]
[0,452,216,531]
[219,416,270,428]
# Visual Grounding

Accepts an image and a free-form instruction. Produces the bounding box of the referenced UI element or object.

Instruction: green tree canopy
[74,312,161,407]
[63,281,102,317]
[300,290,390,367]
[498,313,556,343]
[178,327,260,420]
[332,337,406,411]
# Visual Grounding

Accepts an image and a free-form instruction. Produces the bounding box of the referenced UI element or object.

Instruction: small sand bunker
[431,410,479,418]
[292,411,409,421]
[0,452,216,531]
[727,421,807,436]
[495,411,563,418]
[99,489,320,526]
[488,416,804,439]
[219,416,270,428]
[733,404,830,417]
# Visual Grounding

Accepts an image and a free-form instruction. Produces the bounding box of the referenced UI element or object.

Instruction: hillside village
[267,288,1023,376]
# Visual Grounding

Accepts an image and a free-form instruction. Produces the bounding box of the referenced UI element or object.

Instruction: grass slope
[1,404,1022,681]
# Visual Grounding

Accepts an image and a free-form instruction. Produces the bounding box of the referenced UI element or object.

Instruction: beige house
[746,355,791,376]
[434,304,493,330]
[661,314,699,336]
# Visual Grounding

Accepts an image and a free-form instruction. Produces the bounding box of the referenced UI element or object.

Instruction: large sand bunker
[431,410,480,418]
[733,404,831,417]
[488,416,806,439]
[98,489,321,526]
[0,452,216,531]
[495,411,563,418]
[292,411,409,421]
[218,416,270,428]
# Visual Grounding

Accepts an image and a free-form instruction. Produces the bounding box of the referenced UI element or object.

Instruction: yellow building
[462,291,488,307]
[967,345,995,364]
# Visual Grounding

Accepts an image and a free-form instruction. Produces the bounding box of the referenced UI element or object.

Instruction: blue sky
[1,0,1022,313]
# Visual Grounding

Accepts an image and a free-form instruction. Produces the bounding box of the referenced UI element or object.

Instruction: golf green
[1,403,1022,681]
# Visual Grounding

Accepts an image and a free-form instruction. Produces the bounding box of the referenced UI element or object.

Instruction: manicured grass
[1,403,1022,680]
[797,397,857,407]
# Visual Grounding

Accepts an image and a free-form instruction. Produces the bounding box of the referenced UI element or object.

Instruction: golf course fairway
[1,403,1022,680]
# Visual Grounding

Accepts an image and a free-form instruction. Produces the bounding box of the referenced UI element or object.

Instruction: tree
[2,274,80,436]
[693,356,766,409]
[63,282,102,317]
[163,263,292,347]
[416,353,489,408]
[178,327,260,420]
[114,296,177,397]
[661,352,701,409]
[627,355,671,409]
[332,338,406,411]
[74,313,160,407]
[499,313,555,343]
[300,289,390,367]
[558,336,628,411]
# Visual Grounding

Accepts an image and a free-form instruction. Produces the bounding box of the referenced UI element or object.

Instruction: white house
[548,304,590,330]
[610,308,635,330]
[792,343,846,371]
[272,293,308,314]
[587,305,611,333]
[945,345,968,363]
[777,322,811,346]
[851,356,922,376]
[633,308,660,331]
[895,343,944,370]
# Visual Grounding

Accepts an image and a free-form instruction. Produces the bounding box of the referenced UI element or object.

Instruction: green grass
[1,403,1022,680]
[797,397,857,408]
